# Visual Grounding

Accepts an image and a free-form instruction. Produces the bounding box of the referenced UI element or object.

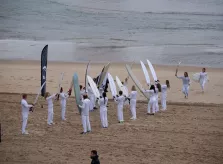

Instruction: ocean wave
[144,11,223,17]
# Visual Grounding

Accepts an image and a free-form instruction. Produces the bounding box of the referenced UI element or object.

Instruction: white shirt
[199,72,207,82]
[161,85,167,94]
[79,98,91,116]
[21,99,33,115]
[176,76,190,85]
[46,94,56,108]
[144,89,156,101]
[114,95,125,107]
[129,91,137,100]
[60,92,69,106]
[98,97,108,110]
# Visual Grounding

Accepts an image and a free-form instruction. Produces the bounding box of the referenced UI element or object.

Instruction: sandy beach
[0,60,222,104]
[0,93,223,164]
[0,60,223,163]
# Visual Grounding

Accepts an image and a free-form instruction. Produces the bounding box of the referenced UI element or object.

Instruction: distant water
[0,0,223,67]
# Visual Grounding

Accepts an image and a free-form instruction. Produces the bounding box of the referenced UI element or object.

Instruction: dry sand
[0,60,223,104]
[0,94,223,164]
[0,60,223,163]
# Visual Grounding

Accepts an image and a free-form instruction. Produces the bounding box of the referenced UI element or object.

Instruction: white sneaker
[22,131,29,135]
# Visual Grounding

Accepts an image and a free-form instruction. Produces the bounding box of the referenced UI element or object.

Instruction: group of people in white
[21,68,208,135]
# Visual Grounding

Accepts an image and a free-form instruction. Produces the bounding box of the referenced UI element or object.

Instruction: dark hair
[166,80,170,88]
[150,85,156,93]
[80,85,83,90]
[121,81,124,85]
[83,94,88,99]
[119,90,123,95]
[202,68,206,72]
[22,94,27,99]
[102,92,107,104]
[184,72,188,77]
[156,83,161,92]
[60,87,63,93]
[91,150,97,155]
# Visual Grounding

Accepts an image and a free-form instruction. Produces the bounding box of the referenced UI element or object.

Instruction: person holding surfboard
[161,80,170,111]
[155,81,161,113]
[79,94,91,134]
[21,94,34,134]
[44,92,58,125]
[59,87,69,121]
[199,68,208,93]
[144,85,157,115]
[128,85,137,120]
[98,92,108,128]
[175,72,190,98]
[114,91,126,123]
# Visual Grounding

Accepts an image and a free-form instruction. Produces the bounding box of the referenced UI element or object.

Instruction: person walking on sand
[21,94,33,135]
[59,87,69,121]
[45,92,57,125]
[161,80,170,111]
[199,68,208,93]
[90,150,100,164]
[114,91,125,123]
[144,85,156,115]
[79,94,91,134]
[128,85,137,120]
[98,92,108,128]
[175,71,190,99]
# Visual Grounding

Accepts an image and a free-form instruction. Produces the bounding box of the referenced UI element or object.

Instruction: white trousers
[182,85,189,97]
[200,80,206,91]
[155,98,159,112]
[130,99,136,119]
[81,115,91,133]
[161,93,167,110]
[47,107,54,125]
[22,113,28,133]
[148,100,156,114]
[100,109,108,128]
[61,105,66,120]
[89,95,95,110]
[117,105,124,122]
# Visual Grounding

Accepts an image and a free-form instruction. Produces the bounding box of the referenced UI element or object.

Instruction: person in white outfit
[114,91,126,123]
[128,85,137,120]
[79,94,91,134]
[88,85,97,110]
[21,94,33,134]
[161,80,170,111]
[98,92,108,128]
[144,85,157,115]
[80,85,85,100]
[199,68,208,93]
[59,87,69,121]
[155,82,161,113]
[175,72,190,98]
[45,92,57,125]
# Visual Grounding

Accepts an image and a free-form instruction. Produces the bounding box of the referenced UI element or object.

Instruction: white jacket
[79,99,91,116]
[46,94,56,108]
[98,97,108,111]
[60,92,69,107]
[21,99,33,115]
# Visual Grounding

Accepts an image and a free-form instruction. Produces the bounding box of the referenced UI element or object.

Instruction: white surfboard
[140,61,150,85]
[107,73,117,97]
[87,75,100,98]
[57,72,64,93]
[147,59,158,82]
[192,72,209,83]
[115,76,128,96]
[125,64,149,100]
[34,81,46,105]
[98,63,110,87]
